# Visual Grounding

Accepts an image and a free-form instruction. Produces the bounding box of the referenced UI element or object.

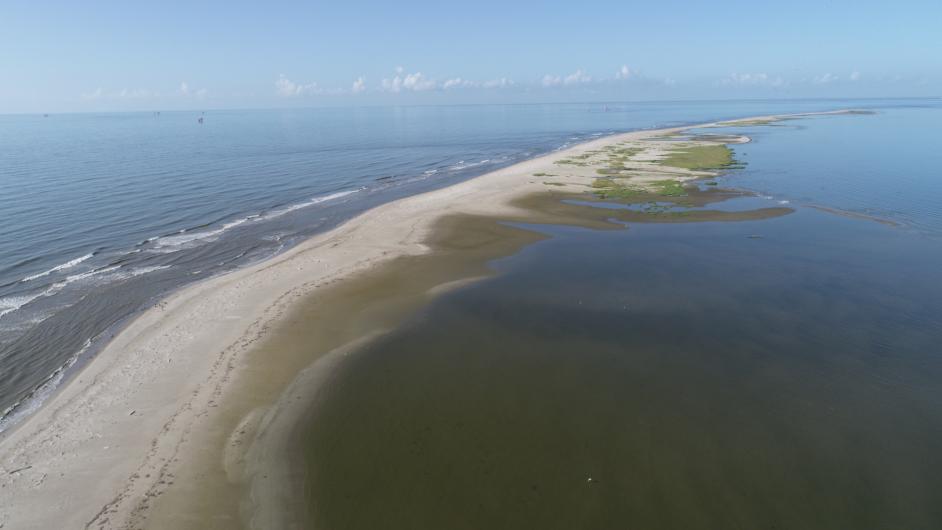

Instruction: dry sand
[0,111,854,529]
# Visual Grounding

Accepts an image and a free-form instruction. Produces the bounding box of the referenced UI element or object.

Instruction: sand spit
[0,110,861,529]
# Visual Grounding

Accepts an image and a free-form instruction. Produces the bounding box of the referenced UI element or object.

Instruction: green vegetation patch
[554,159,588,166]
[591,177,687,200]
[657,144,736,170]
[650,179,686,196]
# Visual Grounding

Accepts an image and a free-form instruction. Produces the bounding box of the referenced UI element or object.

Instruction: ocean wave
[0,338,92,434]
[448,159,491,171]
[0,294,43,320]
[20,253,95,283]
[110,265,172,280]
[147,189,363,252]
[153,216,258,249]
[0,264,169,322]
[262,188,363,220]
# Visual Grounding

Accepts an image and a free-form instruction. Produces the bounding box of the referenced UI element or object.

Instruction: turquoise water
[0,99,935,431]
[300,107,942,529]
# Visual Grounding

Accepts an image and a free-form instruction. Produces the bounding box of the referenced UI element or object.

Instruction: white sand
[0,112,855,529]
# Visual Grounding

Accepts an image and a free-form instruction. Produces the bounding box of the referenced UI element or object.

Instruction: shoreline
[0,110,858,529]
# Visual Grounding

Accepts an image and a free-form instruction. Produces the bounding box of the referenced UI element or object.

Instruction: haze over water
[0,99,936,432]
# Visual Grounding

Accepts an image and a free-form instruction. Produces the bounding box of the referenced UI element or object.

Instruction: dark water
[300,111,942,528]
[2,100,922,431]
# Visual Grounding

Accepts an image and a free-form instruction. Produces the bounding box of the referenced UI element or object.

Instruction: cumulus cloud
[813,72,839,84]
[720,73,786,87]
[615,65,632,80]
[543,69,593,87]
[442,77,473,89]
[275,74,321,97]
[178,81,208,98]
[564,69,592,85]
[541,74,561,87]
[440,77,515,90]
[351,77,366,93]
[81,87,163,100]
[381,70,437,92]
[849,71,861,81]
[482,77,513,89]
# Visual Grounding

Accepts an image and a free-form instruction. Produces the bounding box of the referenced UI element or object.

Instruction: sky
[1,0,940,113]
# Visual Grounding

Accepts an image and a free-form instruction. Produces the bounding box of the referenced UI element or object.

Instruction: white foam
[261,188,363,221]
[109,265,171,280]
[0,269,115,322]
[448,159,491,171]
[153,216,256,249]
[0,294,43,320]
[20,253,94,283]
[0,338,93,434]
[0,263,170,324]
[147,189,363,253]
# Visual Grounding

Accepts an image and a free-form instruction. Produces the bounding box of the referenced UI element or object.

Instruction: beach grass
[657,144,736,170]
[591,177,687,200]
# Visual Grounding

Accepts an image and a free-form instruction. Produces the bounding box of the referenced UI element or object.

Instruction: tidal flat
[298,197,942,530]
[291,114,942,529]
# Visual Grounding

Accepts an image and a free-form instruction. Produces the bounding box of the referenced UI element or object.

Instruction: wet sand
[0,111,856,529]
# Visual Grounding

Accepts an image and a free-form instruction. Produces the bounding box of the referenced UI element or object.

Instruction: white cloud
[443,77,473,89]
[543,69,592,87]
[275,74,321,97]
[813,72,839,84]
[849,71,861,82]
[564,69,591,85]
[351,77,366,93]
[178,81,207,98]
[381,70,436,92]
[721,73,786,87]
[482,77,513,89]
[541,74,562,87]
[82,87,162,100]
[615,65,632,80]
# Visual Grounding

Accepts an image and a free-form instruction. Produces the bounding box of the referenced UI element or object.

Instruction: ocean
[0,99,936,432]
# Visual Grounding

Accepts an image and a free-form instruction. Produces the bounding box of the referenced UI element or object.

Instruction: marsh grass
[591,177,687,200]
[555,159,588,167]
[657,144,736,170]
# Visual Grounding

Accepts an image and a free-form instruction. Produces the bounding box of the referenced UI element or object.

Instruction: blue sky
[2,0,940,113]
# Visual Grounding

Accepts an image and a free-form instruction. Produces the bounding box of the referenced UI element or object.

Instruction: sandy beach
[0,112,851,529]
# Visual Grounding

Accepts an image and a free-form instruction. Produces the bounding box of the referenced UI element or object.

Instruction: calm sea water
[300,104,942,528]
[0,99,934,431]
